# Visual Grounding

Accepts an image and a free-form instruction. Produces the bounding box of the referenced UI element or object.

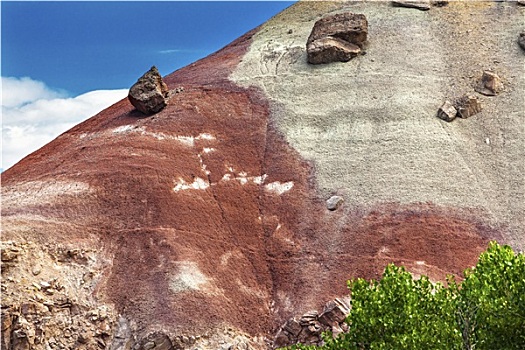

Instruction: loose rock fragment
[307,13,368,64]
[456,95,482,119]
[475,71,503,96]
[437,100,457,122]
[392,0,431,11]
[326,195,344,211]
[128,66,169,115]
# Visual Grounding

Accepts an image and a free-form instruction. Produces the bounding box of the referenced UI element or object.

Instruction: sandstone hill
[2,1,523,349]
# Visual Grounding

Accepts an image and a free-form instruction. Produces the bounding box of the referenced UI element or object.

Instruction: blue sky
[1,1,294,170]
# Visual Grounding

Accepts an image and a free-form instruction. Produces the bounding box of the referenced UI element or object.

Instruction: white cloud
[1,76,128,171]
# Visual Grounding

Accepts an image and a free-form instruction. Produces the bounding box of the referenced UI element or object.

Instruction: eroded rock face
[273,298,350,348]
[128,66,169,115]
[306,12,368,64]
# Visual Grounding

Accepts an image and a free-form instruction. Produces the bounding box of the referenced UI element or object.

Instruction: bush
[285,242,525,350]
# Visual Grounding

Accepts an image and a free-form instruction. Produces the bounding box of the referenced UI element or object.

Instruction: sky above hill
[1,1,295,170]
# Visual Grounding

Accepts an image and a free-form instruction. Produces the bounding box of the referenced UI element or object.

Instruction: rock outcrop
[128,66,169,115]
[306,12,368,64]
[2,1,523,350]
[274,298,350,348]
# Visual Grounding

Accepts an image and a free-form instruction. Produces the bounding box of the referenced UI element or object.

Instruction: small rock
[518,31,525,51]
[40,281,51,289]
[128,66,169,115]
[31,264,42,276]
[307,12,368,65]
[143,342,155,350]
[475,71,503,96]
[455,95,482,119]
[436,100,457,122]
[392,0,431,11]
[326,196,344,211]
[518,0,525,6]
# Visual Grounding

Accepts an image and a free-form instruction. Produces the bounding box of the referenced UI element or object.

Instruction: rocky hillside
[2,1,523,349]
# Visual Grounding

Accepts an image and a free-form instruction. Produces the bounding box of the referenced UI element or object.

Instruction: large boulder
[128,66,169,115]
[306,12,368,64]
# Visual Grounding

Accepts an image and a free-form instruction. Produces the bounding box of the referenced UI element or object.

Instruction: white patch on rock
[202,147,215,153]
[264,181,294,195]
[173,177,209,192]
[196,133,216,141]
[112,125,137,134]
[253,174,268,185]
[110,127,216,148]
[170,261,209,293]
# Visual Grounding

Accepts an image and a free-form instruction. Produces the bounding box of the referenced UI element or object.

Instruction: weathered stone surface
[307,37,361,64]
[326,195,344,211]
[128,66,169,115]
[283,318,302,337]
[518,0,525,6]
[437,100,457,122]
[392,0,431,11]
[475,71,503,96]
[456,95,482,119]
[307,12,368,64]
[519,31,525,51]
[318,298,350,327]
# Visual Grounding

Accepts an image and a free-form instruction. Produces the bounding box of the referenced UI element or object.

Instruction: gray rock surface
[233,1,524,249]
[128,66,169,115]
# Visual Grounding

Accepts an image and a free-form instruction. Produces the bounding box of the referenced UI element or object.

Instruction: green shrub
[284,242,525,350]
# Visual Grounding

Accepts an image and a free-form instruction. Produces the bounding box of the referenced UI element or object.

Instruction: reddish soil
[2,26,501,338]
